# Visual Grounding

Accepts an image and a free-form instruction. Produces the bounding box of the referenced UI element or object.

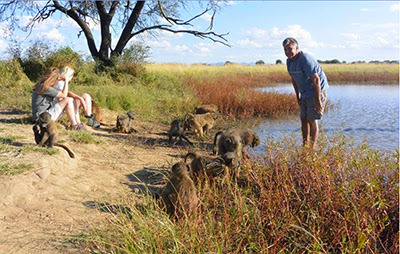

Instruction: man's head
[283,37,299,60]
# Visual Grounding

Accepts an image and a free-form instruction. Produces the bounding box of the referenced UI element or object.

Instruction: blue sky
[0,1,399,64]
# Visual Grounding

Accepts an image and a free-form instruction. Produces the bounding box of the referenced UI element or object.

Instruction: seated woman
[31,67,99,130]
[55,66,100,129]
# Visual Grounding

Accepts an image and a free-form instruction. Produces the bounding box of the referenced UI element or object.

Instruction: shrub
[45,46,83,70]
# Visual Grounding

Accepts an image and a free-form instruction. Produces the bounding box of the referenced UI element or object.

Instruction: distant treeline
[317,59,399,64]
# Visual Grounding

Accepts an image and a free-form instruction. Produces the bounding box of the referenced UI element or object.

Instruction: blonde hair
[33,67,61,94]
[60,66,75,78]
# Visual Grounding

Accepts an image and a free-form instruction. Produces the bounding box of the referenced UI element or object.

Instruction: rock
[35,168,51,180]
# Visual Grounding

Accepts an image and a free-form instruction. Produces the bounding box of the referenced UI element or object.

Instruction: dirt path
[0,109,197,253]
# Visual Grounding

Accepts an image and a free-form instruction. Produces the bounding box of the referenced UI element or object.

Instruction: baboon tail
[184,152,197,163]
[212,130,223,155]
[180,134,194,147]
[55,143,75,158]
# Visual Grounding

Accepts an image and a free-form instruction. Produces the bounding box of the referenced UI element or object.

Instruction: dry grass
[84,134,399,253]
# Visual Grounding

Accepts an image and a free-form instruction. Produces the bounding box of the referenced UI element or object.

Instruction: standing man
[283,37,329,150]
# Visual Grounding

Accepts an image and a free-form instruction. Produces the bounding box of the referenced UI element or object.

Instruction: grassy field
[84,134,399,253]
[2,60,397,121]
[0,60,398,252]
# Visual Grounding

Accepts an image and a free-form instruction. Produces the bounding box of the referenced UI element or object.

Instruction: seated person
[31,67,99,130]
[55,66,100,129]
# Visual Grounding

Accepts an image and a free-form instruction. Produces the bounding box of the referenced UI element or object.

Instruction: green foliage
[0,162,34,176]
[255,60,265,65]
[69,131,104,144]
[45,46,83,70]
[275,59,283,64]
[10,40,83,82]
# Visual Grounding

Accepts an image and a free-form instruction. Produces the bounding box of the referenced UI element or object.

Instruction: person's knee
[82,93,91,101]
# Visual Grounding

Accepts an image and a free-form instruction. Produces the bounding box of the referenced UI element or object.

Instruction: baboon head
[127,111,135,120]
[38,112,52,126]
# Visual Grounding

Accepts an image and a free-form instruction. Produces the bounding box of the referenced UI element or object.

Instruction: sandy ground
[0,108,208,253]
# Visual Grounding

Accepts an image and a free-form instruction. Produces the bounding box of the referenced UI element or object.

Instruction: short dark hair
[282,37,298,47]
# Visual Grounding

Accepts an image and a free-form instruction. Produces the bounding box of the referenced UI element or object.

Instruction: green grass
[69,131,104,144]
[83,134,399,253]
[0,162,34,176]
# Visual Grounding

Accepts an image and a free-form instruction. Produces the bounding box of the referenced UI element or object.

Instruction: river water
[254,84,399,152]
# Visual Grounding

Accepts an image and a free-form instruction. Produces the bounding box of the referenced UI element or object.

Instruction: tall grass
[84,135,399,253]
[185,75,297,118]
[146,63,399,84]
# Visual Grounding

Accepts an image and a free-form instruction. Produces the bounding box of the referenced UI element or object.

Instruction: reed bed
[185,74,297,118]
[84,135,399,253]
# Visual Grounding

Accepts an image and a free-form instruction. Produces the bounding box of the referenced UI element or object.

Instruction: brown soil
[0,108,214,253]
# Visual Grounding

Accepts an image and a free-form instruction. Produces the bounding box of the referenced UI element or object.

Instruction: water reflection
[255,84,399,151]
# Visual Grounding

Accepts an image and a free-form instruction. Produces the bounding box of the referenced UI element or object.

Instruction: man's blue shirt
[286,51,328,98]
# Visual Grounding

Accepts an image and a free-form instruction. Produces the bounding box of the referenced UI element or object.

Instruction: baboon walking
[160,162,199,219]
[184,112,217,137]
[168,120,194,147]
[33,112,75,158]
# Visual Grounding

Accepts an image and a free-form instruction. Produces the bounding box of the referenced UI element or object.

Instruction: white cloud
[39,28,65,42]
[201,12,213,22]
[235,38,263,48]
[360,8,374,12]
[390,3,400,12]
[341,33,360,40]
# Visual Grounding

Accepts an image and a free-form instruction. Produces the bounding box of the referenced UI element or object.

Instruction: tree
[0,1,229,67]
[275,59,282,64]
[255,60,264,65]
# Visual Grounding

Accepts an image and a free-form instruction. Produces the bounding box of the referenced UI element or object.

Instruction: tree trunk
[111,1,145,58]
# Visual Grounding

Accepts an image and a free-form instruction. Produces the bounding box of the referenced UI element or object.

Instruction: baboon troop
[30,101,262,223]
[160,162,199,219]
[115,111,137,133]
[168,120,194,147]
[33,112,75,158]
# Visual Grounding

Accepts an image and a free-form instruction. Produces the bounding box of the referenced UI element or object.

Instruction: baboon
[91,100,103,122]
[213,128,260,159]
[115,111,137,133]
[194,104,218,114]
[212,130,243,169]
[168,120,194,147]
[160,162,199,219]
[184,152,227,181]
[33,112,75,158]
[184,112,216,137]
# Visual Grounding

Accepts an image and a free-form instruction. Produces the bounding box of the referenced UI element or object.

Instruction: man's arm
[310,73,322,114]
[291,77,301,106]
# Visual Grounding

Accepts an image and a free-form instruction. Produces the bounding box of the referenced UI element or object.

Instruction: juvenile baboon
[194,104,219,114]
[33,112,75,158]
[160,162,199,219]
[115,111,137,133]
[168,120,194,147]
[184,152,227,181]
[184,112,216,137]
[91,100,103,122]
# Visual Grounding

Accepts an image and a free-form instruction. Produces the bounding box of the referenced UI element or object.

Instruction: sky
[0,1,399,64]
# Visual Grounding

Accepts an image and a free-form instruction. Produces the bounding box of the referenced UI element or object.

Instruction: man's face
[284,43,299,60]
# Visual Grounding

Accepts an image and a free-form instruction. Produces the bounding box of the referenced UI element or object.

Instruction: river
[254,84,399,152]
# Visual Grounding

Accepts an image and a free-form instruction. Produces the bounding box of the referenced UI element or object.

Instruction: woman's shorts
[300,90,327,120]
[46,103,63,121]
